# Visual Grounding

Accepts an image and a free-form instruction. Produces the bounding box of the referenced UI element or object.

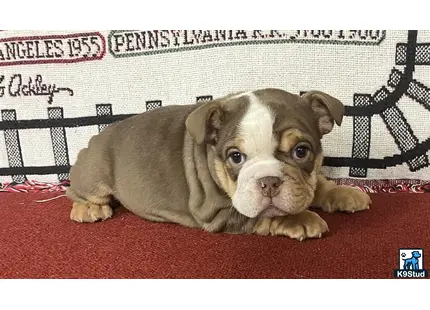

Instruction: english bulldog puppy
[66,88,371,241]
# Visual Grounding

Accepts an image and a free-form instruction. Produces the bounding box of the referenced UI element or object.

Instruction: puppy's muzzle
[258,176,283,198]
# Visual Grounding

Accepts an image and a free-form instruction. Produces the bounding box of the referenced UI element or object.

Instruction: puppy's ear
[185,100,224,145]
[302,91,345,135]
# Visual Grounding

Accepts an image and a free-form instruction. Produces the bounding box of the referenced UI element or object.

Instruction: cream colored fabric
[1,30,429,184]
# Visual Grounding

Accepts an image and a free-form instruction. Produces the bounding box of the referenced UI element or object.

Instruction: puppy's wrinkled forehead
[224,89,320,155]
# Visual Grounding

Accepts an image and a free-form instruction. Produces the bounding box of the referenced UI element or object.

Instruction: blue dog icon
[403,251,421,270]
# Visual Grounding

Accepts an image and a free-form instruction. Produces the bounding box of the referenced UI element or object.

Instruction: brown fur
[67,88,371,240]
[279,129,304,153]
[253,210,328,241]
[213,158,237,198]
[312,175,372,213]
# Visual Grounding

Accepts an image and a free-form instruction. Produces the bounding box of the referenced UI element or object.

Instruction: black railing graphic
[1,30,430,183]
[330,30,430,177]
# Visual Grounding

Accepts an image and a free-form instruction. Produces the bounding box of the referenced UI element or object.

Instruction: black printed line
[0,114,136,130]
[0,165,70,176]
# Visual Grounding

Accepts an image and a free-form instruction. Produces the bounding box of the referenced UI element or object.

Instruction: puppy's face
[186,88,344,218]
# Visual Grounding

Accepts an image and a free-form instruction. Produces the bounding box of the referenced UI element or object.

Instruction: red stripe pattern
[0,180,70,193]
[1,179,430,193]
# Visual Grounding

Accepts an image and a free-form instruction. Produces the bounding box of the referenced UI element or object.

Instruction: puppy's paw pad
[323,186,371,213]
[269,210,329,241]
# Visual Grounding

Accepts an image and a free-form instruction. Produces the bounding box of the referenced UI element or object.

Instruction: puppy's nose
[258,176,283,198]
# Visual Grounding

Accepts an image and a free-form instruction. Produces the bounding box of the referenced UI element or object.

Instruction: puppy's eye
[228,151,246,165]
[293,146,309,160]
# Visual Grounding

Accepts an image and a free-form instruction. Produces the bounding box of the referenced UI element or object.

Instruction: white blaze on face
[232,93,283,218]
[238,93,277,157]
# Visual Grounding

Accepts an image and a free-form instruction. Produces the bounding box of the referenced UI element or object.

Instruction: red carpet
[0,192,429,279]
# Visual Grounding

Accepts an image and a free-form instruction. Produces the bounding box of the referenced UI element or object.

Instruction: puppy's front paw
[320,185,371,213]
[254,210,329,241]
[70,202,113,223]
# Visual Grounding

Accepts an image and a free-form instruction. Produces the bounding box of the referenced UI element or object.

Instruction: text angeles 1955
[0,32,106,66]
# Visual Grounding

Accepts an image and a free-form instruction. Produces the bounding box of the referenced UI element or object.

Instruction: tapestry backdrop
[1,30,430,193]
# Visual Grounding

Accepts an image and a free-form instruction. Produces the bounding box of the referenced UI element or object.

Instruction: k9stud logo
[394,248,428,278]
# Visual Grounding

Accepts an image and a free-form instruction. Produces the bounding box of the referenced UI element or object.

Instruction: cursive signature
[3,74,74,104]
